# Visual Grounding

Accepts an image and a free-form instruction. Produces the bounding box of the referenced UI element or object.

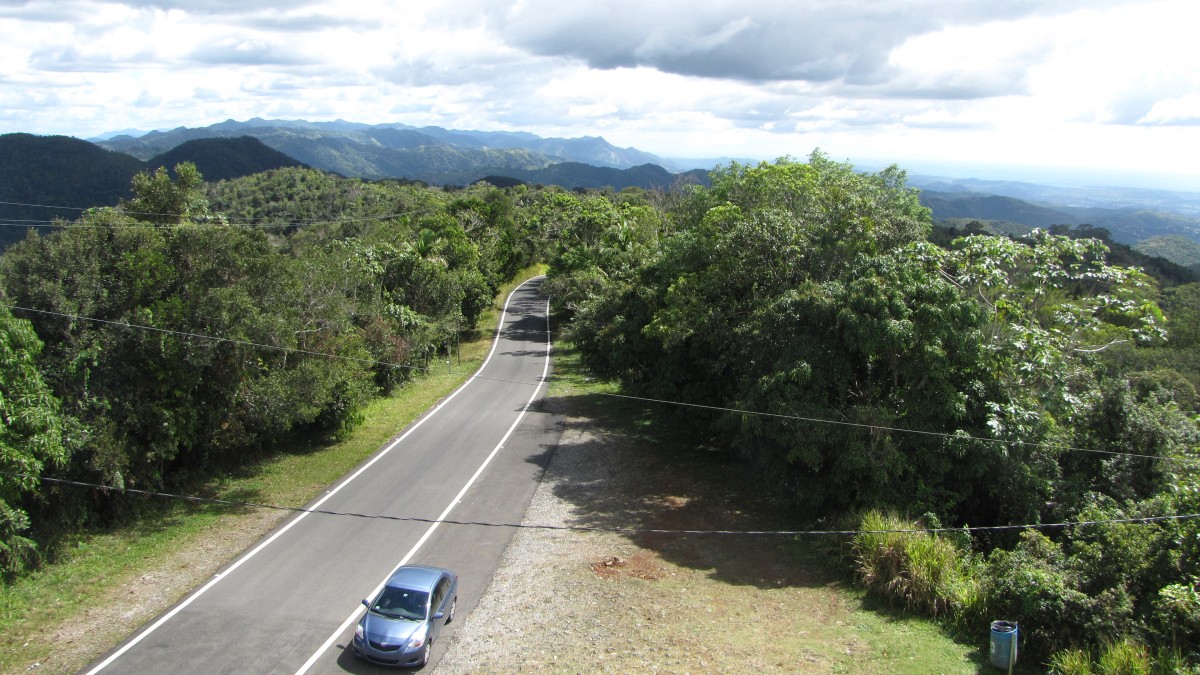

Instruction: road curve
[84,277,559,674]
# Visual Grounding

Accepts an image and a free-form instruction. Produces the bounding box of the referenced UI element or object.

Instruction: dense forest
[1,155,1198,668]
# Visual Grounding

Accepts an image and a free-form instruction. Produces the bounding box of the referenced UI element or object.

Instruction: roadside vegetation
[2,152,1199,670]
[0,268,540,673]
[543,153,1200,669]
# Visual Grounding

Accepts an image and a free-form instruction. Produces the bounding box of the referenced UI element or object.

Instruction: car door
[429,577,450,640]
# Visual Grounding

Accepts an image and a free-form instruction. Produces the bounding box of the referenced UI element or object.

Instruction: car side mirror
[432,611,444,620]
[362,599,370,607]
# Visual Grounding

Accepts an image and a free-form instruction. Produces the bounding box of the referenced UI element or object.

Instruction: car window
[432,578,448,610]
[370,587,429,621]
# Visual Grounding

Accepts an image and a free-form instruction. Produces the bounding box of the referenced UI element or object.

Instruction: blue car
[353,565,458,667]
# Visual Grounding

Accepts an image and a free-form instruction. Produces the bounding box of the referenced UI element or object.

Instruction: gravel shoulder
[435,397,981,674]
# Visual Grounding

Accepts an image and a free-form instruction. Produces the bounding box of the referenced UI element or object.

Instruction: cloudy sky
[2,0,1198,188]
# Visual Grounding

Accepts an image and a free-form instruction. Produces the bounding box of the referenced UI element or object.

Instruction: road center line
[85,278,546,675]
[294,294,552,674]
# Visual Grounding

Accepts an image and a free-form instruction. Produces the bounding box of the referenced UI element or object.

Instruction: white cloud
[0,0,1196,186]
[1140,95,1200,126]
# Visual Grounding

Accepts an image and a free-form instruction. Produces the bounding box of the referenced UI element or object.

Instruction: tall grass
[851,510,982,621]
[1046,639,1188,675]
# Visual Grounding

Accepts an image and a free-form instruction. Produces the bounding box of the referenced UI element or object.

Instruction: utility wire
[0,200,1192,469]
[470,374,1200,468]
[4,305,431,374]
[0,200,93,211]
[8,472,1198,536]
[5,302,1192,468]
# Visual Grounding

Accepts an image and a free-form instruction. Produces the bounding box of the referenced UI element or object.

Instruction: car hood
[361,613,424,642]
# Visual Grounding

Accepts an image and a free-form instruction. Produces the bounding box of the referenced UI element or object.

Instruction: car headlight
[406,628,428,649]
[354,624,364,641]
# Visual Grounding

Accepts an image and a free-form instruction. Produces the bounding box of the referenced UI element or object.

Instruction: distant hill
[0,133,144,248]
[412,126,665,168]
[1137,235,1200,268]
[920,189,1200,246]
[1081,208,1200,245]
[919,191,1076,228]
[447,162,710,190]
[16,118,1200,246]
[0,133,310,249]
[148,136,306,182]
[0,129,713,251]
[0,133,143,209]
[910,174,1200,216]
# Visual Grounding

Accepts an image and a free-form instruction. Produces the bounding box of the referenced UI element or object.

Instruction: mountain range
[96,118,709,180]
[3,118,1200,267]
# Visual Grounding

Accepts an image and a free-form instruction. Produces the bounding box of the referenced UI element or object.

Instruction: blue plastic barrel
[989,621,1019,669]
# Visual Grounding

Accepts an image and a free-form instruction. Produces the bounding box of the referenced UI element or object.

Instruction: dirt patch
[590,552,664,581]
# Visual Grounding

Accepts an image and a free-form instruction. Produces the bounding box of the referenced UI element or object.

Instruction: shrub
[1048,640,1192,675]
[852,510,979,619]
[986,531,1089,657]
[985,530,1138,660]
[1152,582,1200,653]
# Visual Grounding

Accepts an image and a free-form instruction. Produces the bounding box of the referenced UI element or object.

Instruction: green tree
[0,211,375,491]
[558,155,1171,527]
[0,308,67,575]
[123,162,211,225]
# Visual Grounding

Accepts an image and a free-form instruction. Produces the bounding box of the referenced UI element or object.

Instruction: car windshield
[369,586,429,621]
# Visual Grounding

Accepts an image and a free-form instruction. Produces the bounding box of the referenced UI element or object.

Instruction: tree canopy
[545,153,1200,660]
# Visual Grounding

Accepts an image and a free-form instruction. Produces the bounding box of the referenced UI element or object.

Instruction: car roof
[385,565,452,592]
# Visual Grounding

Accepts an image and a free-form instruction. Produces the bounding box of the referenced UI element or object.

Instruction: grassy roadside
[0,267,546,674]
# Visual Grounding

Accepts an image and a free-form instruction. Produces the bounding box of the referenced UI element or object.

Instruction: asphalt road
[84,277,559,674]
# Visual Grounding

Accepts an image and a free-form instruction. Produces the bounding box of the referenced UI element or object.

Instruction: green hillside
[148,136,306,182]
[0,134,319,249]
[922,189,1200,245]
[0,133,145,248]
[1137,234,1200,267]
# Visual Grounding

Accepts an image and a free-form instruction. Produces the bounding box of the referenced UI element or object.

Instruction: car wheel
[419,640,430,666]
[447,596,457,624]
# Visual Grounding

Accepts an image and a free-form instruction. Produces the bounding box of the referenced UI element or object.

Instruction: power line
[470,374,1200,468]
[5,305,432,374]
[6,301,1191,469]
[0,200,93,211]
[9,471,1198,536]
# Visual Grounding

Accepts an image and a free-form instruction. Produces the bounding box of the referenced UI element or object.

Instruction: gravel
[434,403,676,673]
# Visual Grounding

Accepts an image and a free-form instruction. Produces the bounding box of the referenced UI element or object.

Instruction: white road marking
[85,278,547,675]
[294,292,552,674]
